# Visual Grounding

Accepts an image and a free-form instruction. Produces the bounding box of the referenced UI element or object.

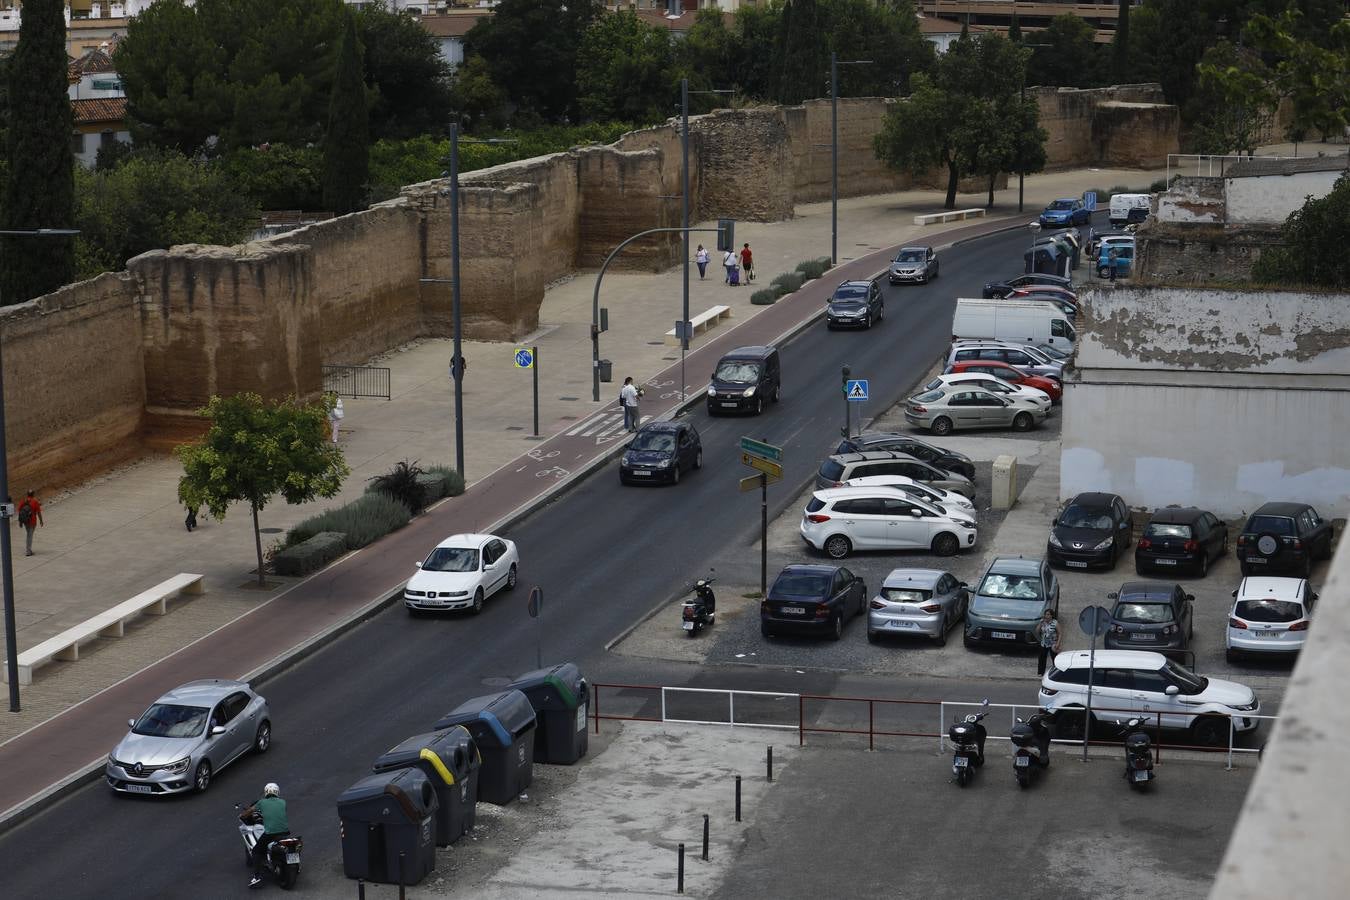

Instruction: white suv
[1039,649,1261,746]
[1226,576,1316,663]
[801,487,978,559]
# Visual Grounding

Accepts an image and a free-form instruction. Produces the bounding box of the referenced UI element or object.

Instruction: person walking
[185,505,199,532]
[1107,247,1118,282]
[620,377,643,432]
[16,491,43,557]
[739,242,754,283]
[1034,609,1061,676]
[722,248,737,285]
[328,395,344,444]
[695,244,709,280]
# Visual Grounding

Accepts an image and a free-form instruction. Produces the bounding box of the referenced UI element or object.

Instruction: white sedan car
[405,533,519,614]
[922,373,1052,413]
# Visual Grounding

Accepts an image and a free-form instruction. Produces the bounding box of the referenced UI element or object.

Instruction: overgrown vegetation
[366,459,430,514]
[1250,172,1350,289]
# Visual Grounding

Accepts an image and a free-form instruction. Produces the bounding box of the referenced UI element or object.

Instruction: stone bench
[913,208,987,226]
[5,573,205,685]
[665,304,733,346]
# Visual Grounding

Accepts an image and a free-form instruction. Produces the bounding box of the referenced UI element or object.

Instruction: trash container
[372,726,481,847]
[433,690,536,805]
[1024,244,1067,277]
[509,662,589,765]
[598,358,613,383]
[336,768,438,885]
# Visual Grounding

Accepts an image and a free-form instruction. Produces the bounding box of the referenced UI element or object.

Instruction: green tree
[1250,173,1350,289]
[726,3,783,101]
[355,0,454,140]
[776,0,827,105]
[1111,0,1131,82]
[177,392,349,587]
[1,0,75,306]
[1007,9,1022,44]
[675,8,738,109]
[575,11,676,123]
[874,73,974,209]
[220,144,324,210]
[1192,41,1278,154]
[826,0,934,99]
[1027,14,1103,88]
[322,13,371,214]
[1244,10,1350,143]
[448,55,510,132]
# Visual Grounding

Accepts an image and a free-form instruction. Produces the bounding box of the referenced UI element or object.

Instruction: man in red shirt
[739,243,754,282]
[18,490,44,556]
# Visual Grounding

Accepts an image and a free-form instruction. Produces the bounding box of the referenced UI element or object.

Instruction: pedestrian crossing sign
[846,379,868,402]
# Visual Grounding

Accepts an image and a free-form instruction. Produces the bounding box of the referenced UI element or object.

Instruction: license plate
[682,621,694,631]
[781,607,806,615]
[1154,558,1177,566]
[1129,633,1155,641]
[286,853,300,864]
[1255,630,1281,638]
[1246,557,1266,564]
[1014,756,1030,767]
[1065,561,1088,568]
[888,621,920,630]
[124,783,153,794]
[953,756,969,768]
[721,402,738,408]
[631,470,651,477]
[991,631,1016,640]
[1132,770,1150,782]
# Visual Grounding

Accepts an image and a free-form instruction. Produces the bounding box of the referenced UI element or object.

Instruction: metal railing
[322,364,391,400]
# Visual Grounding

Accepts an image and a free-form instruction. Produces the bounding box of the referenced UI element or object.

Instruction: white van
[1108,193,1151,228]
[951,299,1077,352]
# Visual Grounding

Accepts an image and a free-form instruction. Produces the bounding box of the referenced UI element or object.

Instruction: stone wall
[694,108,795,222]
[1035,84,1178,170]
[1134,223,1282,284]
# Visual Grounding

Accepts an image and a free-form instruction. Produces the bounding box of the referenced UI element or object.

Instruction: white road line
[580,415,620,437]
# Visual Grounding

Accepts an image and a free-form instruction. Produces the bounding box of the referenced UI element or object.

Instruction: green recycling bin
[336,767,437,885]
[372,726,480,847]
[509,662,589,765]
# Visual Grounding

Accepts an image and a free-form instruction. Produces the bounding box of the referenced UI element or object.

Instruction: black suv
[982,272,1071,299]
[1236,502,1334,577]
[826,280,883,329]
[834,432,975,481]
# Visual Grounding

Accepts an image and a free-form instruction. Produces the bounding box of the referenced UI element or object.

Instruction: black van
[707,345,781,415]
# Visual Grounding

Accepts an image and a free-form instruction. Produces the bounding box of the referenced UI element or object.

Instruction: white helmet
[263,782,280,797]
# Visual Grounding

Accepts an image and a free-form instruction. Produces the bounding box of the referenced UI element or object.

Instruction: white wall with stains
[1225,170,1342,225]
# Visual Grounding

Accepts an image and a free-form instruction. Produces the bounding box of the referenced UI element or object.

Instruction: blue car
[1097,242,1134,279]
[1038,198,1090,228]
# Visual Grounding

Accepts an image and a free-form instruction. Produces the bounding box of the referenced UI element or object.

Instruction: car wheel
[1197,552,1209,578]
[1226,648,1238,665]
[254,720,271,754]
[931,416,953,436]
[771,384,781,403]
[693,449,703,470]
[1221,535,1230,555]
[1191,716,1228,748]
[829,615,843,641]
[824,535,852,559]
[935,616,948,647]
[1012,412,1034,432]
[1099,266,1110,278]
[506,564,518,590]
[932,532,959,557]
[876,303,884,322]
[671,465,681,485]
[1134,561,1146,577]
[867,629,878,644]
[193,760,212,794]
[619,473,629,486]
[963,632,976,649]
[471,587,484,615]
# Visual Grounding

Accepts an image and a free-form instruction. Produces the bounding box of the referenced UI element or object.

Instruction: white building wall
[1225,170,1342,225]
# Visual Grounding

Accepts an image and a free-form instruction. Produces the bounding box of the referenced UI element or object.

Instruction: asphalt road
[2,222,1083,897]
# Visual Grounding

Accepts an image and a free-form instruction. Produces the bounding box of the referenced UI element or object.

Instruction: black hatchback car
[1103,582,1194,655]
[1236,502,1334,577]
[825,280,883,329]
[619,421,702,485]
[761,564,867,640]
[834,432,976,481]
[707,345,781,416]
[1047,492,1134,570]
[1135,507,1228,577]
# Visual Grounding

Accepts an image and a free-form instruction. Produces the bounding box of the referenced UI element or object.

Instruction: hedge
[795,258,828,281]
[272,532,347,577]
[424,464,466,497]
[287,491,412,549]
[770,271,805,294]
[750,288,778,305]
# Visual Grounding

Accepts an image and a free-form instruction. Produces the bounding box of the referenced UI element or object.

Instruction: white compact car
[1226,576,1316,662]
[405,532,519,614]
[1039,650,1261,746]
[920,373,1052,412]
[843,475,976,513]
[801,486,977,559]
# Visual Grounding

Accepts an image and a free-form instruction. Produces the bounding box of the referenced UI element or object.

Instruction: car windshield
[895,249,926,263]
[631,432,675,452]
[1162,660,1207,693]
[976,573,1043,601]
[1113,602,1173,624]
[1058,506,1112,529]
[1048,200,1074,210]
[881,587,932,603]
[1245,515,1295,536]
[773,572,831,596]
[422,546,479,572]
[832,286,867,302]
[1235,599,1303,623]
[715,361,761,383]
[133,703,209,738]
[1145,523,1192,539]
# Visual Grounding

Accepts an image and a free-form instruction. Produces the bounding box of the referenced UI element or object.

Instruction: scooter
[681,571,717,637]
[949,699,989,787]
[237,804,303,889]
[1118,718,1155,791]
[1011,709,1054,788]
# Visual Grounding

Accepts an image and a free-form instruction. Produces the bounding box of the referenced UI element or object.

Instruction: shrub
[1148,179,1167,192]
[796,258,827,280]
[424,465,466,497]
[272,532,348,577]
[368,459,429,513]
[771,271,805,294]
[750,288,778,305]
[287,492,411,549]
[816,256,833,271]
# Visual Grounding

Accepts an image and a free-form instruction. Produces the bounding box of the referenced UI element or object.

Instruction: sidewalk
[0,164,1163,750]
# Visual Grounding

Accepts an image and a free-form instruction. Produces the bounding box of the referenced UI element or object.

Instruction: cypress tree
[1112,0,1131,83]
[2,0,75,305]
[321,13,370,216]
[1008,10,1022,44]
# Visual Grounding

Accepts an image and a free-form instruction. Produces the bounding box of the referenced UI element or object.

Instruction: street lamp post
[828,53,873,265]
[0,227,80,712]
[1028,221,1042,272]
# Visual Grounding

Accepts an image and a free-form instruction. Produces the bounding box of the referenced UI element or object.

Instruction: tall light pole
[829,53,873,265]
[0,227,80,712]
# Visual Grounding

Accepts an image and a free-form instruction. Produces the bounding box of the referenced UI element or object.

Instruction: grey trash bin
[598,359,613,382]
[509,662,589,765]
[433,689,536,805]
[372,726,480,847]
[336,768,438,885]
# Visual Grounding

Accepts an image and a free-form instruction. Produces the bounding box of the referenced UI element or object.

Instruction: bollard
[678,842,685,894]
[702,814,709,861]
[735,775,742,822]
[398,851,406,900]
[767,746,773,782]
[358,879,366,900]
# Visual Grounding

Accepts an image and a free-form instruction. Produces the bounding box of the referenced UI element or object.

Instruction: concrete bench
[665,304,733,346]
[913,208,987,226]
[5,573,205,685]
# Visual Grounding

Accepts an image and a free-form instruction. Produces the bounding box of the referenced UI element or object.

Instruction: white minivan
[801,486,978,559]
[1108,193,1151,228]
[952,298,1077,352]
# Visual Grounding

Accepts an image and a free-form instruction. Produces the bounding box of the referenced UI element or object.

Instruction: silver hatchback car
[106,679,271,795]
[904,386,1046,436]
[867,569,968,645]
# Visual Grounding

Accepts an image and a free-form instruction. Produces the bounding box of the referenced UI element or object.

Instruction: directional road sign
[740,473,780,492]
[741,453,783,478]
[739,436,783,463]
[513,348,535,369]
[846,379,869,402]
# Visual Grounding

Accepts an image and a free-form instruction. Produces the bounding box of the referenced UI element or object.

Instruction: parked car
[1103,582,1194,654]
[1097,241,1134,278]
[964,556,1059,649]
[826,280,884,329]
[1091,232,1136,257]
[945,360,1062,403]
[842,475,975,513]
[761,564,867,640]
[982,272,1072,299]
[999,292,1079,319]
[106,679,270,795]
[867,569,968,646]
[834,432,976,481]
[1039,650,1261,745]
[888,245,939,284]
[1047,492,1134,570]
[816,450,975,498]
[947,342,1065,380]
[800,487,978,558]
[904,385,1046,436]
[919,373,1052,413]
[1135,507,1228,576]
[1236,502,1333,577]
[1226,576,1317,663]
[707,345,781,415]
[1007,285,1080,309]
[405,532,519,614]
[619,420,702,486]
[1038,197,1090,227]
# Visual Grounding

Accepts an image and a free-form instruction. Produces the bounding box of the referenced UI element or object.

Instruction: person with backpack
[17,490,43,556]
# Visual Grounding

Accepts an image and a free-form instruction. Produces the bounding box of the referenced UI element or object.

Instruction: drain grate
[505,426,524,431]
[647,341,665,346]
[559,415,579,421]
[559,396,580,402]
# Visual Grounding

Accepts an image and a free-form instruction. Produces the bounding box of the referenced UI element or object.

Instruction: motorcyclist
[246,782,290,888]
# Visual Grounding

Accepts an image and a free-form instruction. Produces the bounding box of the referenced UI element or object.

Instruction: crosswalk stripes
[564,412,650,439]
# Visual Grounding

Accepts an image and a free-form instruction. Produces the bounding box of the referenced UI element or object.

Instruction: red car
[945,360,1062,403]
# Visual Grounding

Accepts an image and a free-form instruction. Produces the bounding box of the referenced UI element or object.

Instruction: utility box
[992,455,1018,510]
[371,726,480,847]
